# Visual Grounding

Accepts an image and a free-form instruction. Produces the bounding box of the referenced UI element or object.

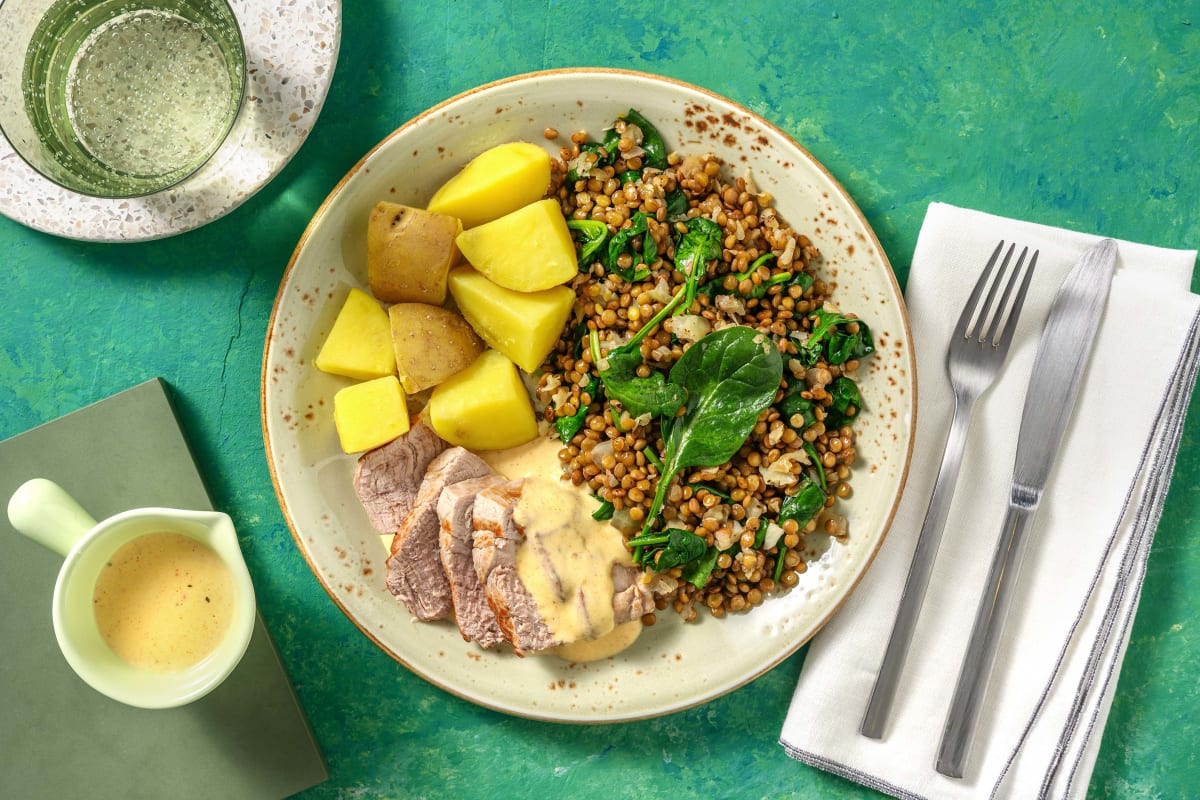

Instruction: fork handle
[860,395,976,738]
[936,502,1038,777]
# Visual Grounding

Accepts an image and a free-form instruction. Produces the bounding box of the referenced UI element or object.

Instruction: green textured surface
[1,2,1197,798]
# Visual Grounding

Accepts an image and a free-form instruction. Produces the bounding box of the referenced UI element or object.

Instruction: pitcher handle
[7,478,97,558]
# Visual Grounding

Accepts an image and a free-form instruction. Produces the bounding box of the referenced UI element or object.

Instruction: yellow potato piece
[315,288,396,380]
[447,266,575,373]
[333,376,411,454]
[456,198,577,292]
[367,202,460,305]
[427,350,538,451]
[388,303,484,393]
[427,142,551,229]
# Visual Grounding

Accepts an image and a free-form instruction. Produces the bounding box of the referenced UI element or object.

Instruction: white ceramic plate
[0,0,340,242]
[262,68,916,722]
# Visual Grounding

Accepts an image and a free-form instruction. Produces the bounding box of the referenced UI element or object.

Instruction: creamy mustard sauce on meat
[510,475,642,660]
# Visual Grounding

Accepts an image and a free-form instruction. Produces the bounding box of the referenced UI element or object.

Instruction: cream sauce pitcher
[7,478,256,709]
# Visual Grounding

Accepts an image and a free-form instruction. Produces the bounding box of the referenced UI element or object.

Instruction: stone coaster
[0,0,341,242]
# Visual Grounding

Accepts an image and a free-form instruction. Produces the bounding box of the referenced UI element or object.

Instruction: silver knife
[935,238,1118,778]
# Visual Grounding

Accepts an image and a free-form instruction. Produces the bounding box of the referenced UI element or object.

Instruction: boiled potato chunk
[427,350,538,450]
[456,198,577,292]
[388,303,484,393]
[427,142,551,229]
[367,202,460,305]
[333,375,411,453]
[315,287,396,380]
[447,266,575,373]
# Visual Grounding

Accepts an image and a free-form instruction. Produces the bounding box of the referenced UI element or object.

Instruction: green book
[0,378,327,799]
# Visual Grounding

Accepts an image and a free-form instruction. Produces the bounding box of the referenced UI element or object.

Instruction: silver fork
[860,241,1037,739]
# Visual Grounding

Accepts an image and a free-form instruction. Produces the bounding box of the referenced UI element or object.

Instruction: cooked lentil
[534,114,870,620]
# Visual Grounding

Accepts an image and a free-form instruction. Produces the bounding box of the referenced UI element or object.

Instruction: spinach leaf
[778,477,826,530]
[566,219,609,269]
[605,211,655,282]
[618,170,641,184]
[590,284,690,419]
[673,217,722,314]
[827,318,874,365]
[773,545,789,583]
[626,528,707,572]
[555,402,589,442]
[570,317,589,360]
[620,108,668,170]
[680,545,720,589]
[601,126,622,160]
[779,383,817,430]
[803,440,826,492]
[641,326,784,535]
[591,499,615,521]
[823,376,863,430]
[750,269,814,300]
[644,445,664,472]
[701,252,817,303]
[598,344,685,419]
[664,189,690,221]
[735,252,777,281]
[803,309,875,366]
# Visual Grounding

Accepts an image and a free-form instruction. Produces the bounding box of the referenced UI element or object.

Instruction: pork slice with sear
[354,419,448,535]
[437,474,508,649]
[385,446,492,621]
[472,478,654,656]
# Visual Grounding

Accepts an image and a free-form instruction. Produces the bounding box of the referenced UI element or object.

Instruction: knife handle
[936,501,1038,778]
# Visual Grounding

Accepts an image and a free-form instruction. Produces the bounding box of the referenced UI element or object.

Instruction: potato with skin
[367,202,460,304]
[315,287,395,380]
[333,375,411,453]
[388,303,484,393]
[427,350,538,450]
[455,198,577,292]
[447,266,575,373]
[427,142,551,229]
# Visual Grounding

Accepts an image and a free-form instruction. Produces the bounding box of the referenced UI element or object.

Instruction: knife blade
[935,238,1118,778]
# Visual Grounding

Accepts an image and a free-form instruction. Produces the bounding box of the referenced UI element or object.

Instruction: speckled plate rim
[262,67,917,723]
[0,0,341,242]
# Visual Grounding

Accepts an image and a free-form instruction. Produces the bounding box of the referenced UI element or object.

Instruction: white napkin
[780,203,1200,799]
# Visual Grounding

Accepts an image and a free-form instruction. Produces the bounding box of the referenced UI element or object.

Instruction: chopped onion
[715,294,746,316]
[646,573,679,595]
[609,509,638,535]
[646,277,674,303]
[762,522,786,551]
[779,234,797,266]
[759,451,811,487]
[672,314,712,343]
[591,439,615,462]
[715,525,738,551]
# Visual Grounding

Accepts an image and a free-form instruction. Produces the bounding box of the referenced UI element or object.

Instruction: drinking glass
[0,0,246,198]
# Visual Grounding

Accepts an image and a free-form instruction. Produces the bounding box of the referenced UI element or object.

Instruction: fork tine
[971,244,1020,341]
[957,241,1006,340]
[995,250,1038,351]
[983,246,1030,345]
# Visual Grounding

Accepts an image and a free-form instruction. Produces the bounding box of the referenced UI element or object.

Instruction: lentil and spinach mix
[536,110,874,623]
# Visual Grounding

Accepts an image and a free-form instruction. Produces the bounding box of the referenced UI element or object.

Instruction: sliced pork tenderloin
[385,447,492,621]
[472,478,654,656]
[437,475,508,648]
[354,419,448,534]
